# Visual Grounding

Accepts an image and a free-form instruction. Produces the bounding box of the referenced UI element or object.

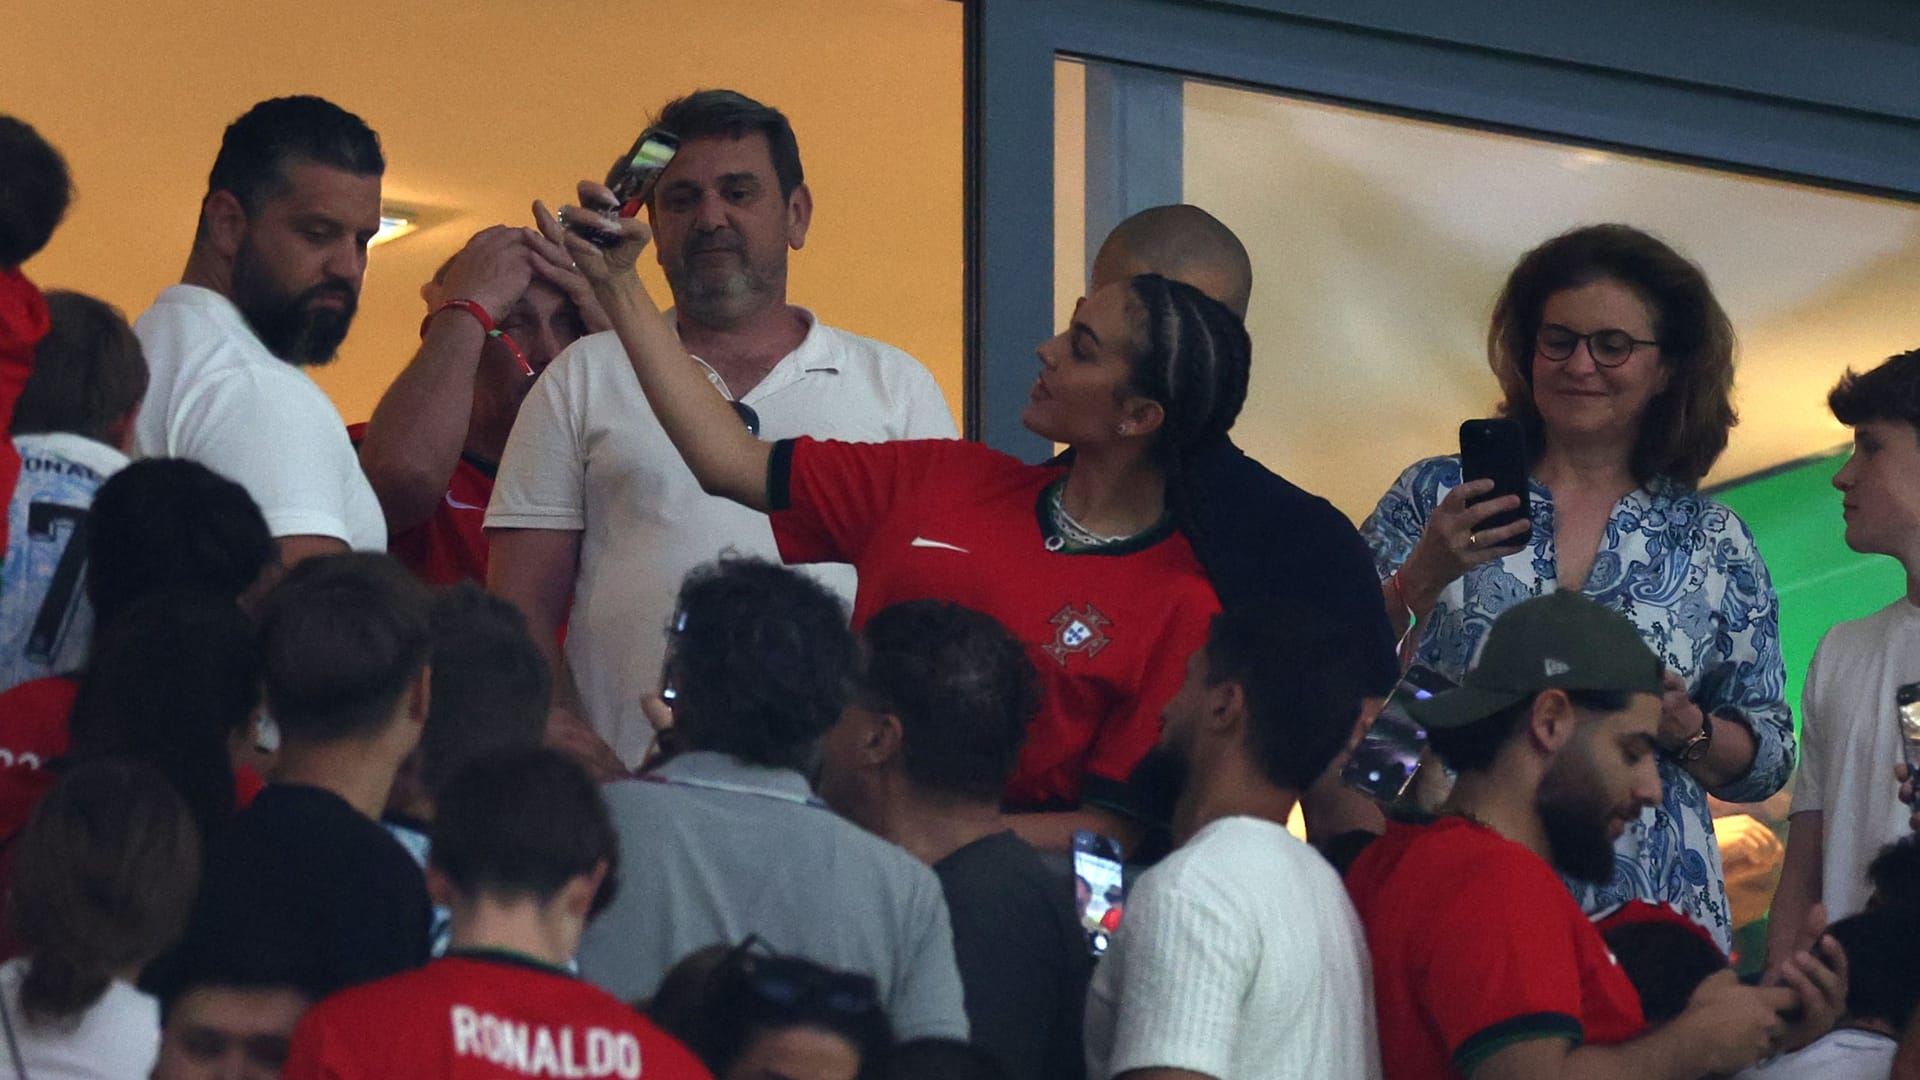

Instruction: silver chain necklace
[1046,483,1132,551]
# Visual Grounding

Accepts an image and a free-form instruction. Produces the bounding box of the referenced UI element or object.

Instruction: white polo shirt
[132,285,385,550]
[486,310,955,765]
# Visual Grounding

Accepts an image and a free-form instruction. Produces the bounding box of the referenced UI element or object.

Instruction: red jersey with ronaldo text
[771,437,1220,808]
[282,951,711,1080]
[1345,817,1647,1080]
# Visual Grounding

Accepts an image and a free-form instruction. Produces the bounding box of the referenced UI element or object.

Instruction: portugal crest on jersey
[1044,603,1112,666]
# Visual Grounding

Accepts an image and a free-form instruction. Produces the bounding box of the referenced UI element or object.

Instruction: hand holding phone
[1458,418,1533,548]
[563,128,679,249]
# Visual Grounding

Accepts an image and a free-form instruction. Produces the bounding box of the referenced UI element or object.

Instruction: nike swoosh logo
[910,537,970,554]
[445,492,487,512]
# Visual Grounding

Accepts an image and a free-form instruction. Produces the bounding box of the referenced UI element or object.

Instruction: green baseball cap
[1408,590,1665,730]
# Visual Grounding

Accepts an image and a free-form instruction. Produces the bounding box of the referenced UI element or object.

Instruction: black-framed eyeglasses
[730,400,761,437]
[1536,324,1659,368]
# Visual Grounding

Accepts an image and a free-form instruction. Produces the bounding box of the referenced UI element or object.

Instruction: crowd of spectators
[2,84,1919,1080]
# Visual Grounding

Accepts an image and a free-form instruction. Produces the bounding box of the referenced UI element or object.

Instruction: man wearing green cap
[1346,590,1825,1080]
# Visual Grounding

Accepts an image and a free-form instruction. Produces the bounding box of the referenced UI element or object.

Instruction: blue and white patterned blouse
[1361,455,1794,952]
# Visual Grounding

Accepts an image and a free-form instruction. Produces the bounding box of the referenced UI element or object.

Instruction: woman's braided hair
[1120,273,1252,558]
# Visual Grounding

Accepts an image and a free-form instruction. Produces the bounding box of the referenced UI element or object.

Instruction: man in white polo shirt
[134,95,387,565]
[487,89,954,773]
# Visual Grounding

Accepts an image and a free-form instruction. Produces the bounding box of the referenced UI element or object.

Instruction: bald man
[1090,204,1253,320]
[1087,205,1398,851]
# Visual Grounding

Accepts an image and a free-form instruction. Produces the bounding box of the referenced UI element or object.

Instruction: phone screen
[1341,665,1456,802]
[1898,682,1920,779]
[1072,831,1127,956]
[659,608,688,707]
[1459,418,1532,544]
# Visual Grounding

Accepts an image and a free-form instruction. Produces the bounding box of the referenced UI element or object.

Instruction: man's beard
[231,238,358,366]
[1536,753,1625,884]
[665,230,780,324]
[1126,743,1191,832]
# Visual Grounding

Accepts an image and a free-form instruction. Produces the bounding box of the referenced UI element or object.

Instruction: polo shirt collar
[652,750,816,801]
[669,305,839,404]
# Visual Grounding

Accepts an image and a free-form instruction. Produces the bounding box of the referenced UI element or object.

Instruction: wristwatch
[1677,708,1719,763]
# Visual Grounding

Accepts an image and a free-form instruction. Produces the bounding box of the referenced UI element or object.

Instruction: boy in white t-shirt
[1768,347,1920,970]
[1083,609,1382,1080]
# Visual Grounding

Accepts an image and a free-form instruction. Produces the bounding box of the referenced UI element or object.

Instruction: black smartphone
[1898,681,1920,782]
[1071,831,1128,957]
[567,128,680,249]
[1459,418,1532,546]
[1342,664,1455,802]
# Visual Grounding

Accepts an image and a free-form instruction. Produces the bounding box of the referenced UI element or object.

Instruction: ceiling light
[371,210,417,248]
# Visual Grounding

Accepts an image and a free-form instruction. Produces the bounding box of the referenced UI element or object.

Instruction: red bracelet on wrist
[1388,571,1414,621]
[421,299,534,378]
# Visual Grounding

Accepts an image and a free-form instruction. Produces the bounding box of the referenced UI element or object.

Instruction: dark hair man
[0,291,149,690]
[159,553,434,1001]
[487,88,955,777]
[1076,205,1397,853]
[354,224,603,586]
[0,115,72,573]
[133,96,388,565]
[576,557,968,1042]
[817,600,1085,1080]
[154,973,313,1080]
[1346,591,1838,1080]
[383,583,552,953]
[1769,347,1920,970]
[282,749,710,1079]
[1082,608,1381,1079]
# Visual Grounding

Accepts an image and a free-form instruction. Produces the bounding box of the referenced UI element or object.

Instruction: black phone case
[1459,419,1533,545]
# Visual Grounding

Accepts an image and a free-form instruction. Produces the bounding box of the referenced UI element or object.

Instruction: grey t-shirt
[577,752,968,1041]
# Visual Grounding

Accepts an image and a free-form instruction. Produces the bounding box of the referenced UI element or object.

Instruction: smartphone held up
[1459,418,1533,548]
[564,127,680,249]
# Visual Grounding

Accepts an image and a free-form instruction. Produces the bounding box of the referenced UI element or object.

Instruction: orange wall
[7,0,964,427]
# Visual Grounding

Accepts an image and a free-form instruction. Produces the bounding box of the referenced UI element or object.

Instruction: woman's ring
[1468,532,1479,549]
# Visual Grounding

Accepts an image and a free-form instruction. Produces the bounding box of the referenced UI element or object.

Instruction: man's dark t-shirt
[934,830,1090,1080]
[161,784,431,999]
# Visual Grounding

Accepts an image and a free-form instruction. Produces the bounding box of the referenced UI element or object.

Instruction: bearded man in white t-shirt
[1768,347,1920,971]
[133,96,388,566]
[1082,607,1383,1080]
[486,89,954,775]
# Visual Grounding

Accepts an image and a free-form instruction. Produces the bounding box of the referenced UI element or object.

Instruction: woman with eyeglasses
[554,184,1248,851]
[1361,223,1792,953]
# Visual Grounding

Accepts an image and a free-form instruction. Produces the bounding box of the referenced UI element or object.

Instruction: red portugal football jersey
[283,951,711,1080]
[0,674,76,843]
[346,422,494,586]
[771,437,1220,809]
[1345,817,1647,1080]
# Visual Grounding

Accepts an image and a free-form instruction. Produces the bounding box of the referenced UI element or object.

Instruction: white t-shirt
[0,433,128,691]
[485,311,955,765]
[1084,816,1383,1080]
[1794,597,1920,919]
[131,285,385,550]
[1734,1028,1897,1080]
[0,956,160,1078]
